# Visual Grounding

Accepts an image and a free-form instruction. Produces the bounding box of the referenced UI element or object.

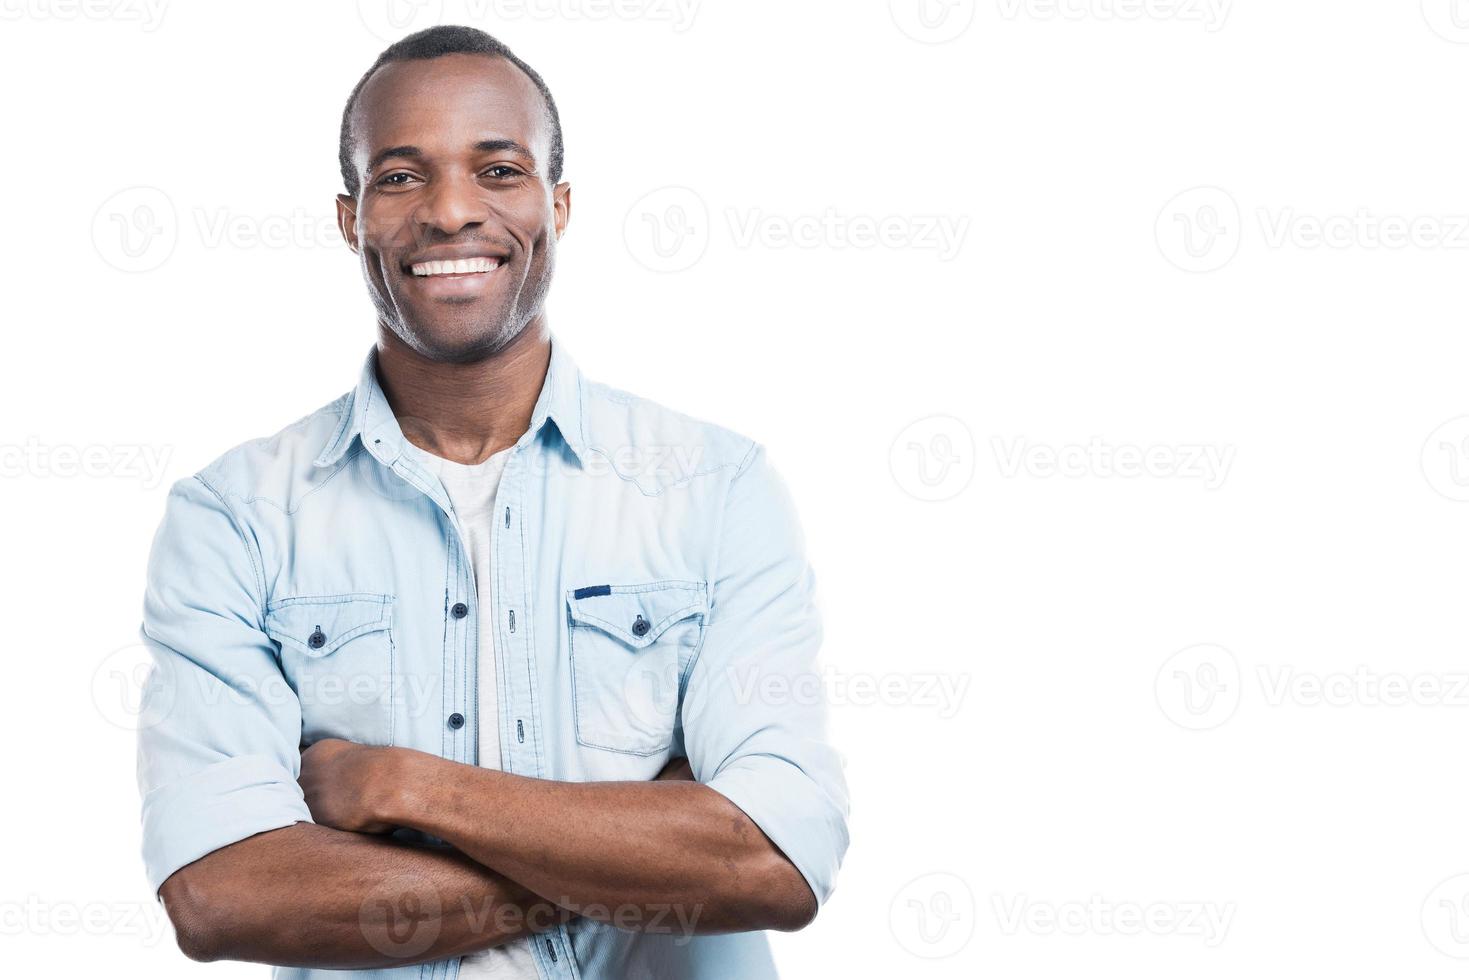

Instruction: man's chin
[394,316,524,365]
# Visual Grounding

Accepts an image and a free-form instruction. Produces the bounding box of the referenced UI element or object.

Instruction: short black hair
[338,25,564,197]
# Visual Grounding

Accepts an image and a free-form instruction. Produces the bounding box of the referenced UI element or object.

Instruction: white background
[4,0,1469,976]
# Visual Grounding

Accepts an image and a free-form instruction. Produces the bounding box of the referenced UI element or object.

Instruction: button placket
[439,503,476,764]
[495,448,536,779]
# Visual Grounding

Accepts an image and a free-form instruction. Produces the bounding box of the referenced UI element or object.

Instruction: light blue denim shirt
[136,339,849,979]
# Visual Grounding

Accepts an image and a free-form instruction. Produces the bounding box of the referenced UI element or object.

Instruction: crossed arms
[140,449,849,968]
[162,747,811,967]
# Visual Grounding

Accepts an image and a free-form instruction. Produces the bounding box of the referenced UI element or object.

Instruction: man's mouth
[409,256,503,277]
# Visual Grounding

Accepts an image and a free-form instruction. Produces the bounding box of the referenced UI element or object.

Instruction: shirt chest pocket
[568,581,707,756]
[264,593,395,747]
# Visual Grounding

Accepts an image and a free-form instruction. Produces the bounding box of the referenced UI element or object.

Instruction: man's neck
[374,324,552,466]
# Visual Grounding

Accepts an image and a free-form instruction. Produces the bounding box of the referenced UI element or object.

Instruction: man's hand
[299,738,400,834]
[302,737,693,834]
[373,753,817,934]
[300,742,812,932]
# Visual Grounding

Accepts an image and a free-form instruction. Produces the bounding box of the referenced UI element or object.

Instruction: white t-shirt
[403,441,540,979]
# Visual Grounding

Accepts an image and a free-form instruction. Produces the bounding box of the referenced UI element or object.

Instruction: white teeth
[410,257,501,276]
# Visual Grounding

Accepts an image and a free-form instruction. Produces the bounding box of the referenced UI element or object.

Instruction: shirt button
[632,615,650,637]
[308,628,326,649]
[451,602,469,619]
[447,712,465,730]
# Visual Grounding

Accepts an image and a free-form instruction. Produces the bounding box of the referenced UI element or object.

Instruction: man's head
[336,26,570,363]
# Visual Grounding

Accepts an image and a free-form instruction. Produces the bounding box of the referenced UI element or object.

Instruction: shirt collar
[313,336,587,470]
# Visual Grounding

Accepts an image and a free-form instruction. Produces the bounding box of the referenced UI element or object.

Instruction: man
[136,24,848,980]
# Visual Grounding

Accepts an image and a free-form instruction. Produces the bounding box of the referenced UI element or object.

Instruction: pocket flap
[265,593,393,658]
[566,581,706,650]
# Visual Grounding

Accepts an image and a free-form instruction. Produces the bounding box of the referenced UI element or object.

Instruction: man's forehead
[352,53,548,159]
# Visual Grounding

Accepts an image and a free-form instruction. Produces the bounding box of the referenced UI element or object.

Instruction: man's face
[337,53,570,362]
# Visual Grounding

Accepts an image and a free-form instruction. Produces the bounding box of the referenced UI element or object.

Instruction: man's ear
[335,193,359,253]
[553,181,572,240]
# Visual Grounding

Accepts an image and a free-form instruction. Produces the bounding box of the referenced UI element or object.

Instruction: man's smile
[398,249,509,299]
[409,256,502,276]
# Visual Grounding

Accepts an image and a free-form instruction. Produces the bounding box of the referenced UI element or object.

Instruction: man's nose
[412,175,491,238]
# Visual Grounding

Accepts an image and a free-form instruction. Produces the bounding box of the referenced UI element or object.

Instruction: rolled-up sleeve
[136,474,311,894]
[684,444,850,909]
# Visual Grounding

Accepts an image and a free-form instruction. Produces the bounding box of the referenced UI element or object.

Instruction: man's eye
[483,165,522,180]
[376,172,416,187]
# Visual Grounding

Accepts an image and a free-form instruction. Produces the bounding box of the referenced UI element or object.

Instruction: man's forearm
[159,821,569,968]
[374,751,816,934]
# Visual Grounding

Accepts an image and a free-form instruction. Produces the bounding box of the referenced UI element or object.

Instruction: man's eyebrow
[474,139,537,167]
[366,140,538,177]
[366,145,422,176]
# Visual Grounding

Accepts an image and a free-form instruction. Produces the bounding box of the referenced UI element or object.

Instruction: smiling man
[136,25,848,980]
